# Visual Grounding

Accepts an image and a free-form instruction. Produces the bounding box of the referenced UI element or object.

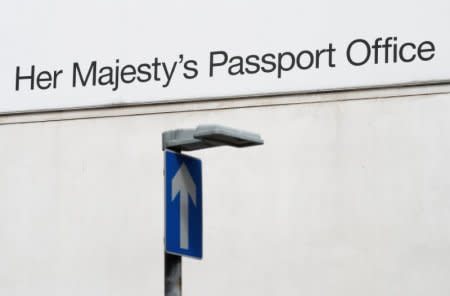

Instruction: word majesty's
[15,37,436,92]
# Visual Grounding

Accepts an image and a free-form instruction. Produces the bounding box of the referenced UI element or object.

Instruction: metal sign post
[165,252,181,296]
[162,124,263,296]
[164,149,202,296]
[164,147,182,296]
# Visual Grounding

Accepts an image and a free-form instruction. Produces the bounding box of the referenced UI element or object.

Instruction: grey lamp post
[162,124,263,296]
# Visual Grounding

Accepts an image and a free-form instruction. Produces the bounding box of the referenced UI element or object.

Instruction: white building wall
[1,85,450,296]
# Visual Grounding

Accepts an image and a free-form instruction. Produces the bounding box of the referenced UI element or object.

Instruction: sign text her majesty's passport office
[15,37,436,92]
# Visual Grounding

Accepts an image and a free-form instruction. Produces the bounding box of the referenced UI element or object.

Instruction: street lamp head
[162,128,219,151]
[194,125,263,148]
[162,124,264,151]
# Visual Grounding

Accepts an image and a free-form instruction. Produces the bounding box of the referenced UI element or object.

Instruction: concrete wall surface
[1,86,450,295]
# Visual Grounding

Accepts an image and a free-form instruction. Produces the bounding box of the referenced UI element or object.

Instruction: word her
[15,66,63,91]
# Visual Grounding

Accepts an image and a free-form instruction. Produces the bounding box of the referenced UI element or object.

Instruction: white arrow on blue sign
[165,150,202,259]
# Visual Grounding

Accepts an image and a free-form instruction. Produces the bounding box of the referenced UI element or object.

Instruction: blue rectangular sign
[165,150,202,259]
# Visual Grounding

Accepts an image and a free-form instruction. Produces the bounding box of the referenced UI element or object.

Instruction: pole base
[165,252,182,296]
